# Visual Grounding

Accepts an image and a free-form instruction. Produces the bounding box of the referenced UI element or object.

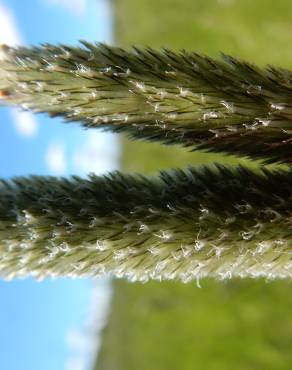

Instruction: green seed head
[1,42,292,163]
[0,166,291,282]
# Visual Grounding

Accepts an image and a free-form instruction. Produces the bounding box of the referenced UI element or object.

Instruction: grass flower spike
[0,166,291,281]
[1,42,292,163]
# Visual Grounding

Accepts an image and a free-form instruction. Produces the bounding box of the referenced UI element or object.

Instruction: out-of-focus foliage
[97,279,292,370]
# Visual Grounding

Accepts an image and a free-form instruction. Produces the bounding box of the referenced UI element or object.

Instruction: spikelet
[0,165,291,282]
[1,42,292,164]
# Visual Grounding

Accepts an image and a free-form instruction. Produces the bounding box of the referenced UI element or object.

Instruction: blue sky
[0,1,115,369]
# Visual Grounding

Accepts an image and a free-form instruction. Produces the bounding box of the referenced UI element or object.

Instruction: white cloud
[67,329,90,352]
[72,131,119,176]
[0,2,40,138]
[65,357,86,370]
[65,279,113,370]
[0,2,22,47]
[65,329,92,370]
[10,109,38,138]
[45,142,67,175]
[45,0,87,16]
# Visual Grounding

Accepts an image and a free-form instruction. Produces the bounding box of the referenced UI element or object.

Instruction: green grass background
[95,1,292,369]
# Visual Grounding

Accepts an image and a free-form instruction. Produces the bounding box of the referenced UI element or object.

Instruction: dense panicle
[1,43,292,163]
[1,42,292,281]
[0,165,291,281]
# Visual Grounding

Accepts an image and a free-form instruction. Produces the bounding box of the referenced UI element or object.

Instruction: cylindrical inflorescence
[1,43,292,164]
[0,165,291,282]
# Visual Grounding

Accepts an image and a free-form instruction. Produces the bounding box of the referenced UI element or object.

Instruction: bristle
[0,166,291,281]
[1,43,292,163]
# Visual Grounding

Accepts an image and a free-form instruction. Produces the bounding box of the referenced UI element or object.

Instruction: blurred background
[0,1,292,370]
